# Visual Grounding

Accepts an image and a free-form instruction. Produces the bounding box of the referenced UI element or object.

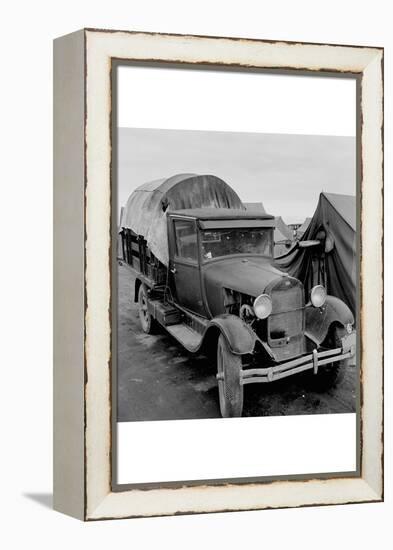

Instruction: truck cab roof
[168,208,276,229]
[169,207,274,220]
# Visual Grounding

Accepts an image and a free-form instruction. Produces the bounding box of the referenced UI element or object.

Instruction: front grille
[268,277,305,359]
[269,309,303,339]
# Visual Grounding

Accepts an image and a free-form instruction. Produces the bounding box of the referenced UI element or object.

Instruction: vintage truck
[119,174,355,417]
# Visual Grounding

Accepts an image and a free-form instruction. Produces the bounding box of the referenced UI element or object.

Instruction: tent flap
[275,193,356,318]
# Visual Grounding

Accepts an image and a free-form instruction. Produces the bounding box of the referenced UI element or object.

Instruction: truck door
[170,218,206,316]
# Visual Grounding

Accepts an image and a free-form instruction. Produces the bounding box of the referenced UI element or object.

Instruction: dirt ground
[117,261,357,422]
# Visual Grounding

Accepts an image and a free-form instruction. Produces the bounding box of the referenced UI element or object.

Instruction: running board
[166,323,203,352]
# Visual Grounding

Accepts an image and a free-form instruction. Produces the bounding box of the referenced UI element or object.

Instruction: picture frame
[53,28,383,520]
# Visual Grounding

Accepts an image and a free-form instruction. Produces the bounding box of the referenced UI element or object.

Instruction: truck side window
[174,220,198,262]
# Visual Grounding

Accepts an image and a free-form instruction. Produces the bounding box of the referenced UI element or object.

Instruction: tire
[311,325,348,390]
[217,334,244,417]
[138,284,156,334]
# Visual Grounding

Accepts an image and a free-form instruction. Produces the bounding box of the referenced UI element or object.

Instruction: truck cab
[167,209,275,317]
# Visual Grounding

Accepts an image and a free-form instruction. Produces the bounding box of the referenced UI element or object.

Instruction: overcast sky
[117,128,356,224]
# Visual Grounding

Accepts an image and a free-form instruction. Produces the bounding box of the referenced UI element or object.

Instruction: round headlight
[310,285,326,308]
[253,294,272,319]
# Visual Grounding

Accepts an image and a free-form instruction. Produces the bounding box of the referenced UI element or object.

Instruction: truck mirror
[298,240,321,248]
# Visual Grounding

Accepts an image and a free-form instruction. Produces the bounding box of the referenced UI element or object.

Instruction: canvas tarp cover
[120,173,244,266]
[275,193,356,317]
[243,202,267,214]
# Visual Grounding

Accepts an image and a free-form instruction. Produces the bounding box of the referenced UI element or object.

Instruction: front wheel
[217,334,244,417]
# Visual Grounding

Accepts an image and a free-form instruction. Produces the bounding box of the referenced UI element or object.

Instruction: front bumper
[239,335,355,385]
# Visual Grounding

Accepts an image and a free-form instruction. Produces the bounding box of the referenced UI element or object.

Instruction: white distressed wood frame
[53,28,383,521]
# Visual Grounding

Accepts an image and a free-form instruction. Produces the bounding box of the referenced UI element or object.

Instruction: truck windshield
[201,228,272,260]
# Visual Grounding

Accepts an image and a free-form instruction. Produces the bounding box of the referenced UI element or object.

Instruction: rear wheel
[312,325,348,390]
[217,334,244,417]
[138,284,156,334]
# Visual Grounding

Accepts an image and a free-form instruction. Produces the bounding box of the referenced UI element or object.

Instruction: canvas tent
[296,217,312,238]
[273,216,293,256]
[120,173,244,266]
[274,217,292,241]
[275,192,356,317]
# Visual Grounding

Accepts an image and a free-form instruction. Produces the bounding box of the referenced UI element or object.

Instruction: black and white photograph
[115,66,357,425]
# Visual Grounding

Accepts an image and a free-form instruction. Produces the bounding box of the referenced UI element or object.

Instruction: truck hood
[202,256,289,316]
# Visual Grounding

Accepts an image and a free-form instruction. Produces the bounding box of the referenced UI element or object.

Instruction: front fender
[209,314,258,355]
[305,295,354,345]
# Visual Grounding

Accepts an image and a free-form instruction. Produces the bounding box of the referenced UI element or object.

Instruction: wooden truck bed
[119,228,167,286]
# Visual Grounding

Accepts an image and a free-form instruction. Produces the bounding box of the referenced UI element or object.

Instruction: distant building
[288,222,301,234]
